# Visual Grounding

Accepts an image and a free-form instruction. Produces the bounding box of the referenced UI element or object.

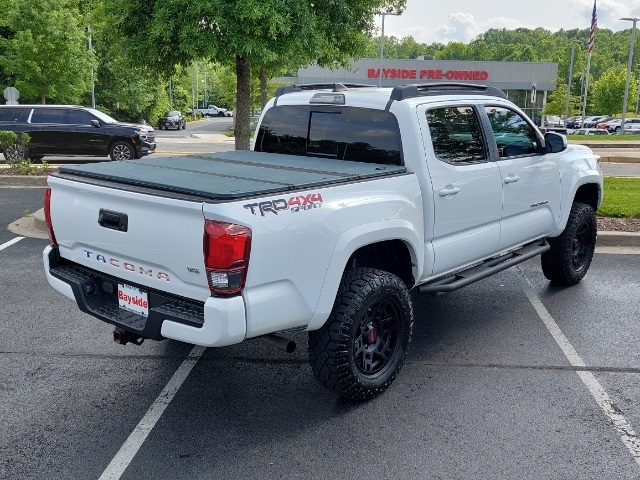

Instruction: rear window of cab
[255,105,403,166]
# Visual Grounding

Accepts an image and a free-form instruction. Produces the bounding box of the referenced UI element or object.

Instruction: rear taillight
[203,220,251,296]
[43,187,57,246]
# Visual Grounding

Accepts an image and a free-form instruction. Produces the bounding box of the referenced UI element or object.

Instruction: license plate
[118,283,149,317]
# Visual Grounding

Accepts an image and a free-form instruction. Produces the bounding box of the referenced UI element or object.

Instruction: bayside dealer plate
[118,283,149,317]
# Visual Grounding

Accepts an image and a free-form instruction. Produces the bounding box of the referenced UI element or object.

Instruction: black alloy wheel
[109,141,135,161]
[353,296,401,376]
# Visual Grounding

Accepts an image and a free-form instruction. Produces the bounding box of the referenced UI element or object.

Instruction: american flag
[589,0,597,53]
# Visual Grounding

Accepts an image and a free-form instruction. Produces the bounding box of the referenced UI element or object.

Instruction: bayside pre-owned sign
[368,68,490,81]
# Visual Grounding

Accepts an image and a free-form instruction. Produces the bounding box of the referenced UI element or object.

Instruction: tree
[591,67,637,116]
[0,0,94,104]
[543,83,568,115]
[99,0,405,150]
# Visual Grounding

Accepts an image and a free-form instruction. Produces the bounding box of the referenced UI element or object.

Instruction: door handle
[98,209,128,232]
[503,175,520,184]
[439,187,460,197]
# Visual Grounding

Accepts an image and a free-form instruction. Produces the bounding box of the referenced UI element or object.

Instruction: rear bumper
[43,246,246,346]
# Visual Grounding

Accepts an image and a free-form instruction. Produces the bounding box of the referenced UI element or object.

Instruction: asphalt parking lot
[1,186,639,480]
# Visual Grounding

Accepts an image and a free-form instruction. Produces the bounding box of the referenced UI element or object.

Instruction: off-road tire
[109,141,135,161]
[541,202,597,286]
[308,267,413,401]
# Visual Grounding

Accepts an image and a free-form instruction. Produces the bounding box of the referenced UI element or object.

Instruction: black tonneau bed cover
[54,151,407,200]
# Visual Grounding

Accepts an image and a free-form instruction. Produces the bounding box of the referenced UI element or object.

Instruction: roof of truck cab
[270,84,511,111]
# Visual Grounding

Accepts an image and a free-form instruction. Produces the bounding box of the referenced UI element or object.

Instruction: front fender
[306,219,423,331]
[552,171,603,237]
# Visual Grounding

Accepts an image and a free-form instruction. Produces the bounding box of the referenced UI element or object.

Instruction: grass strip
[599,177,640,218]
[566,134,640,142]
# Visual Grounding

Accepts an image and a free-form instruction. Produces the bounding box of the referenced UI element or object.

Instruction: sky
[376,0,640,44]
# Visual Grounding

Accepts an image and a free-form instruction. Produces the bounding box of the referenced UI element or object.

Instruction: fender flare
[306,219,423,331]
[553,171,603,236]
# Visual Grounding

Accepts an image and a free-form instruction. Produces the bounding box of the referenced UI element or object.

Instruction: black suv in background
[157,110,186,130]
[0,105,156,161]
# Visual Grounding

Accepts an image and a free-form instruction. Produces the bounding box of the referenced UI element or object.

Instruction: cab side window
[426,106,486,164]
[32,109,67,124]
[67,110,94,125]
[0,108,28,122]
[484,106,539,158]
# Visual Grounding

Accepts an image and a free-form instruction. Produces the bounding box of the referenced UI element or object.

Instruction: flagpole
[581,52,592,128]
[582,0,597,129]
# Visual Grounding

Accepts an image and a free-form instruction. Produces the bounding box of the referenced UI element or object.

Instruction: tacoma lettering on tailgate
[83,250,170,281]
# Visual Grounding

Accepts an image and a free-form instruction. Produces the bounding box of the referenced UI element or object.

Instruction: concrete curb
[595,231,640,247]
[0,175,49,187]
[596,155,640,164]
[6,208,638,248]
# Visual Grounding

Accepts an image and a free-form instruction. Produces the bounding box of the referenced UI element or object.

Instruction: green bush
[0,131,48,175]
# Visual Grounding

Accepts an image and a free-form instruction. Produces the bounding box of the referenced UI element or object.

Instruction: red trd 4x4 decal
[244,193,323,216]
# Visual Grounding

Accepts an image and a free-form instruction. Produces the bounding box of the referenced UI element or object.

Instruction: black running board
[418,239,550,295]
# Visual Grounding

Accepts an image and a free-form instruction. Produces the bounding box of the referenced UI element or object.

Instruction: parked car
[157,110,186,130]
[582,116,610,128]
[574,128,609,136]
[543,115,564,127]
[623,121,640,134]
[565,116,583,129]
[597,118,620,131]
[604,118,640,133]
[194,105,231,117]
[0,105,156,161]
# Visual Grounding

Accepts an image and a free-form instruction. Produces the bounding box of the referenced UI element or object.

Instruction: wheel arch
[306,220,423,331]
[573,182,600,212]
[553,175,602,237]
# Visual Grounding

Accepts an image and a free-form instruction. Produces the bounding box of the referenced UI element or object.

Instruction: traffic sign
[3,87,19,104]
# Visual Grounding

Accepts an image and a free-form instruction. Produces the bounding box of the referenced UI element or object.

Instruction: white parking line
[98,345,206,480]
[516,269,640,468]
[0,237,24,251]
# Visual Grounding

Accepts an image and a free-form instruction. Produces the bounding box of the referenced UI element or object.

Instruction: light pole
[203,72,208,107]
[635,64,640,115]
[88,23,95,109]
[379,12,398,87]
[620,17,638,134]
[564,40,580,125]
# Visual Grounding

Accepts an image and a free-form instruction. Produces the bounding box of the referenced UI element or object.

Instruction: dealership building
[286,58,559,124]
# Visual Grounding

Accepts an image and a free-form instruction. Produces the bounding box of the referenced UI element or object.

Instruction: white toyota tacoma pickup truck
[43,83,603,401]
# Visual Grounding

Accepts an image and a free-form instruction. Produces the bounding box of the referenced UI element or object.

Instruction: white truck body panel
[202,174,423,337]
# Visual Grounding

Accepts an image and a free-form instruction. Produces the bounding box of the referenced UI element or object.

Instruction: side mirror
[545,132,567,153]
[91,119,100,128]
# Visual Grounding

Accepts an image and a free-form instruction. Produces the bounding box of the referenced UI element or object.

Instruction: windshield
[86,108,118,124]
[163,111,181,117]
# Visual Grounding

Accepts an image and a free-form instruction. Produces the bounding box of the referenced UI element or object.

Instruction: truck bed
[54,151,407,201]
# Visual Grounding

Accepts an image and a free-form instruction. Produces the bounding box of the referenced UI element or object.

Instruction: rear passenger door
[30,108,68,155]
[481,105,560,251]
[420,104,503,276]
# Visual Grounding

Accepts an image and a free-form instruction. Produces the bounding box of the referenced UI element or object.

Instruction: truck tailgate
[47,175,210,302]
